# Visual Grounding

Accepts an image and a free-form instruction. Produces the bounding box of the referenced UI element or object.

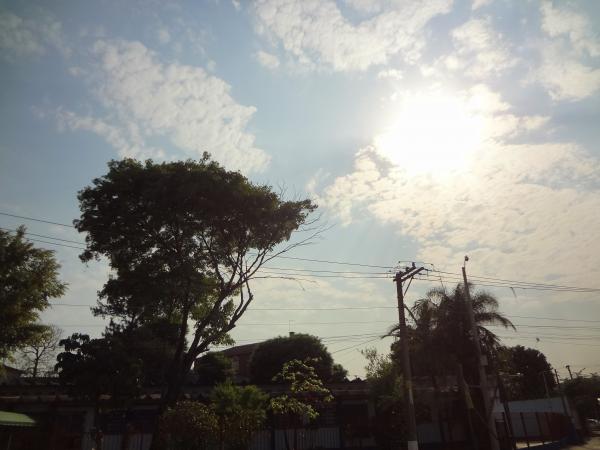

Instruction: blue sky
[1,0,600,378]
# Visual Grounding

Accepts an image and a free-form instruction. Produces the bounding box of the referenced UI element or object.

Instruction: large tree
[249,333,346,384]
[75,156,316,408]
[0,227,66,362]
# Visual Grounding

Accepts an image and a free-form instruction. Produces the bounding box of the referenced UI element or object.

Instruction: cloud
[535,44,600,101]
[540,2,599,57]
[377,69,403,80]
[443,17,517,78]
[255,50,280,69]
[252,0,453,72]
[313,86,600,288]
[0,10,69,60]
[62,39,269,172]
[533,3,600,101]
[471,0,492,11]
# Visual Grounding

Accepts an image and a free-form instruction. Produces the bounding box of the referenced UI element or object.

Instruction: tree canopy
[498,345,555,399]
[249,333,346,384]
[0,226,66,362]
[74,156,316,406]
[391,284,515,382]
[194,352,233,386]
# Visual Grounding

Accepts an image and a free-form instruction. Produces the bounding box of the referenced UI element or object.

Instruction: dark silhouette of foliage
[0,226,66,362]
[498,345,556,399]
[390,284,515,382]
[249,333,345,384]
[563,373,600,422]
[194,352,233,386]
[15,324,62,377]
[158,401,218,450]
[74,156,317,410]
[55,333,143,402]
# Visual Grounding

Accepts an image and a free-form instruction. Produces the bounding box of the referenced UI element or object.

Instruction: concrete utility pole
[462,257,500,450]
[394,264,424,450]
[566,365,574,380]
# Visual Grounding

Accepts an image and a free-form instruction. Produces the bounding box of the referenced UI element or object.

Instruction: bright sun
[376,90,485,176]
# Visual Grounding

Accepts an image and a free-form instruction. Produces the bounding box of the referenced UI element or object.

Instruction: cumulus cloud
[444,17,517,78]
[540,2,599,58]
[63,39,269,172]
[255,50,280,69]
[471,0,492,11]
[313,86,600,288]
[534,3,600,101]
[0,10,69,60]
[252,0,453,72]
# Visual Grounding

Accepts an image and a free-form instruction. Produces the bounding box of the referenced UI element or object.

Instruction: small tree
[158,401,218,450]
[361,348,404,450]
[0,227,66,363]
[210,381,268,450]
[16,324,62,377]
[270,359,333,450]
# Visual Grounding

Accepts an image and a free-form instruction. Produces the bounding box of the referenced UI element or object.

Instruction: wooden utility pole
[394,265,424,450]
[462,257,499,450]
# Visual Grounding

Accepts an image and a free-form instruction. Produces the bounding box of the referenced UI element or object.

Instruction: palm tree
[389,283,515,381]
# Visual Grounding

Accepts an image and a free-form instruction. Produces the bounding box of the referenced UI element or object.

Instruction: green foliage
[211,382,269,450]
[391,284,515,381]
[361,348,405,450]
[158,401,218,450]
[250,333,343,384]
[75,157,316,405]
[0,227,66,361]
[55,333,142,404]
[563,373,600,421]
[497,345,556,399]
[270,358,333,423]
[105,319,181,386]
[194,352,233,386]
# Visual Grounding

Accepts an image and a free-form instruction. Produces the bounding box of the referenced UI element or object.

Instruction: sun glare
[376,90,485,176]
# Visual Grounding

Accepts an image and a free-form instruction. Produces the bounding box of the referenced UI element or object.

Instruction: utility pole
[394,264,424,450]
[462,257,499,450]
[566,365,573,380]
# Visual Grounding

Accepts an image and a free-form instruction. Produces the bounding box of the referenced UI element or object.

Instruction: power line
[5,210,600,293]
[48,302,600,324]
[0,226,85,246]
[0,211,74,228]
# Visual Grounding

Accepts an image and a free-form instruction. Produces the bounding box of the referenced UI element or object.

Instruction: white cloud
[252,0,453,72]
[0,11,69,60]
[313,86,600,288]
[377,68,403,80]
[255,50,280,69]
[471,0,492,11]
[536,44,600,101]
[540,2,599,57]
[445,17,517,78]
[65,39,269,172]
[533,3,600,101]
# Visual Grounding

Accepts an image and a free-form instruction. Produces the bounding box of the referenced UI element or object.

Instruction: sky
[1,0,600,379]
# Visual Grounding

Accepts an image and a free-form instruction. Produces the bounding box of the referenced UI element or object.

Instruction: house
[218,342,260,383]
